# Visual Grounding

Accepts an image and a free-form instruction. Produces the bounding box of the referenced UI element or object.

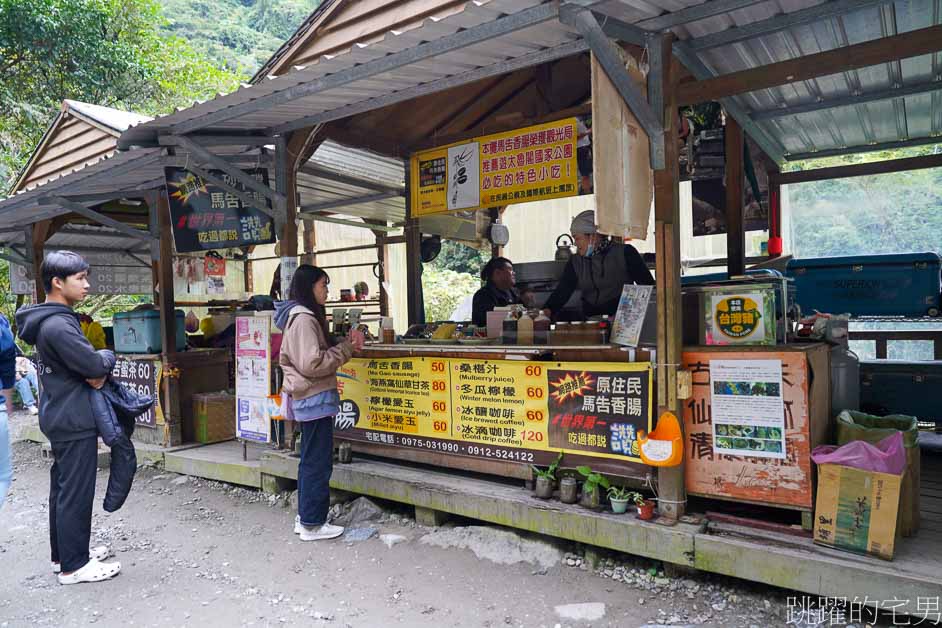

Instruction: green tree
[422,266,480,322]
[429,239,487,277]
[784,145,942,258]
[0,0,242,189]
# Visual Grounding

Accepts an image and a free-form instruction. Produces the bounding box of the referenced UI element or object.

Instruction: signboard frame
[409,116,593,217]
[334,357,652,467]
[235,313,273,443]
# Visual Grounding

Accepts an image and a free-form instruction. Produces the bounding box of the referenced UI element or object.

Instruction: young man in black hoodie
[16,251,122,584]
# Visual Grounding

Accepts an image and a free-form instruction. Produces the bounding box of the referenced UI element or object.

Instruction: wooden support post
[404,160,424,325]
[375,231,390,317]
[277,136,298,258]
[243,249,255,293]
[156,190,177,357]
[414,506,451,527]
[652,34,686,520]
[405,220,423,325]
[26,221,51,303]
[147,192,160,305]
[301,218,316,266]
[725,118,745,276]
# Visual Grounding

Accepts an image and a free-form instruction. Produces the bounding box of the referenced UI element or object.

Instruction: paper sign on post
[611,285,653,347]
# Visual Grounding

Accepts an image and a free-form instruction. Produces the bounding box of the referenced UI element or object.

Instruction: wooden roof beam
[40,196,153,242]
[677,23,942,106]
[772,153,942,185]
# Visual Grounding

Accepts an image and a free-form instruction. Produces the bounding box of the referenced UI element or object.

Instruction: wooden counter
[357,343,650,363]
[128,348,232,447]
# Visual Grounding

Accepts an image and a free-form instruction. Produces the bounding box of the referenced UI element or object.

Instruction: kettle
[555,234,574,262]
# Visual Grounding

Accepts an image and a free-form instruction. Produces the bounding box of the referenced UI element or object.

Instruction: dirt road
[1,413,797,628]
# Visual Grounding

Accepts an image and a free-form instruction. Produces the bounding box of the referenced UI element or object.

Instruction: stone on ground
[553,602,606,621]
[343,527,378,542]
[420,525,563,570]
[380,534,408,548]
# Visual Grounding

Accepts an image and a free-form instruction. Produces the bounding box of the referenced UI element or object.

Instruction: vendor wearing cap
[471,257,521,327]
[543,210,654,318]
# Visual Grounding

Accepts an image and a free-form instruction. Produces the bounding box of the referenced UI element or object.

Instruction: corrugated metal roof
[65,100,152,134]
[4,0,942,235]
[117,0,941,163]
[118,0,583,144]
[675,0,942,160]
[0,148,167,231]
[299,139,406,224]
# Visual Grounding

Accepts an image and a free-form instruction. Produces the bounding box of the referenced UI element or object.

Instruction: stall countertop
[682,342,827,353]
[363,343,635,354]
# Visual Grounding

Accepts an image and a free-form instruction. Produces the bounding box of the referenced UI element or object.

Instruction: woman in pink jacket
[274,265,365,541]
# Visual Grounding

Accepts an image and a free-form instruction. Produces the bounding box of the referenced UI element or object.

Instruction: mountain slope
[158,0,321,77]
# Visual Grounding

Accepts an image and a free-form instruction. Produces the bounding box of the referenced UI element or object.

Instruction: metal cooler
[786,253,942,318]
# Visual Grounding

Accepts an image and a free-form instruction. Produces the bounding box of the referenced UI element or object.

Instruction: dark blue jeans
[49,436,98,572]
[298,418,334,527]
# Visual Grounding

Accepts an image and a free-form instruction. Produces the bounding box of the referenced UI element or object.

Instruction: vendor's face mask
[584,241,596,258]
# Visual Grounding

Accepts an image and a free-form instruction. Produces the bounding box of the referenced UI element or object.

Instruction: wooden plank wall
[17,114,118,191]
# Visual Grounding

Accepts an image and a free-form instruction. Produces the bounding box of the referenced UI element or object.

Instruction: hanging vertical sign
[164,167,276,253]
[280,256,299,293]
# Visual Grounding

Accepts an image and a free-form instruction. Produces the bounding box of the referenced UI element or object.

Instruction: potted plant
[607,486,633,514]
[559,473,579,504]
[530,452,563,499]
[576,466,610,510]
[628,492,657,520]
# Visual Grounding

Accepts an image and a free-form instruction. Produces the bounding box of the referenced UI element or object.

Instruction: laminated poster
[611,285,653,347]
[708,359,786,459]
[235,315,271,442]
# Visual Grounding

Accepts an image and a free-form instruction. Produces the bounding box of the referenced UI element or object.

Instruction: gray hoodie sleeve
[43,316,116,379]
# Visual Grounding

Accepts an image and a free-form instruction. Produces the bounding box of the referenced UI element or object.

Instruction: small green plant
[607,486,633,501]
[628,491,648,506]
[576,465,610,495]
[531,451,563,481]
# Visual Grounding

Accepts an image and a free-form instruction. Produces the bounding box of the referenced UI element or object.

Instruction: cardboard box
[192,392,236,444]
[813,463,903,560]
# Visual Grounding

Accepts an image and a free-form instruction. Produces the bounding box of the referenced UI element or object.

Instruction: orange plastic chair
[638,411,684,467]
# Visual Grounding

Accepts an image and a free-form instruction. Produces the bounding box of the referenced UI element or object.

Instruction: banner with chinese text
[112,356,163,427]
[164,167,276,253]
[335,358,651,465]
[409,117,592,217]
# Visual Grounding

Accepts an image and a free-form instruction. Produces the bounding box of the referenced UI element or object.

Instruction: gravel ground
[0,411,844,628]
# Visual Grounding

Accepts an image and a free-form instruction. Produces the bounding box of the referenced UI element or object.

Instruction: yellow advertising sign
[335,357,652,465]
[410,117,586,217]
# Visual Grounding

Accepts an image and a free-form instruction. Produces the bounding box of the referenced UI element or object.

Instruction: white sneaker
[52,545,110,573]
[28,405,39,415]
[57,558,121,585]
[299,523,344,541]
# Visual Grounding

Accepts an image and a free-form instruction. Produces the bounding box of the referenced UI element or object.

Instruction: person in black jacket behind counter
[471,257,522,327]
[543,210,654,319]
